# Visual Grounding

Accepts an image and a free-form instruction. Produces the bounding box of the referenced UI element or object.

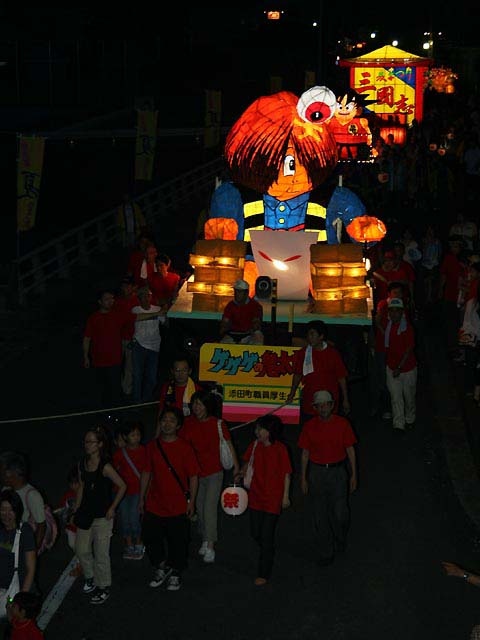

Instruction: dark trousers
[95,365,121,407]
[132,342,159,403]
[249,508,279,580]
[308,463,350,560]
[142,511,190,575]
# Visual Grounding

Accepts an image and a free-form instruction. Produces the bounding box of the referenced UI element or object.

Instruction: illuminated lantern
[377,173,389,184]
[221,485,248,516]
[204,217,239,240]
[339,45,432,126]
[437,147,446,156]
[346,216,387,243]
[429,143,438,152]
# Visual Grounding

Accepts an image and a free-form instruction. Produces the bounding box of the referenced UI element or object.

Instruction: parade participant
[235,414,291,586]
[219,279,264,345]
[73,426,126,605]
[157,355,203,425]
[131,287,166,404]
[181,390,239,565]
[286,320,350,419]
[112,420,147,561]
[0,490,36,599]
[384,298,418,433]
[6,591,44,640]
[140,407,199,592]
[298,390,357,566]
[148,253,181,308]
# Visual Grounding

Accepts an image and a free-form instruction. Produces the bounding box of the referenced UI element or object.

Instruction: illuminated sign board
[199,343,300,423]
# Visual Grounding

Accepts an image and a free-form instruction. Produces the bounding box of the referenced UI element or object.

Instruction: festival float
[183,84,385,323]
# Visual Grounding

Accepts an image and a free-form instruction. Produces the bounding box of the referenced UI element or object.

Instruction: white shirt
[132,305,163,352]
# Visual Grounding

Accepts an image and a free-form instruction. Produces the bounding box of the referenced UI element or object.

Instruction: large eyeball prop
[297,86,337,124]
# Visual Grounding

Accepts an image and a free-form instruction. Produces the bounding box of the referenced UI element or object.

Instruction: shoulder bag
[217,419,234,470]
[0,527,21,619]
[155,439,191,502]
[122,447,141,479]
[243,441,258,490]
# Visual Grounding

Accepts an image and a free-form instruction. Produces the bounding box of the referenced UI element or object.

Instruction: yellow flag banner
[135,110,158,181]
[16,136,45,232]
[204,89,221,149]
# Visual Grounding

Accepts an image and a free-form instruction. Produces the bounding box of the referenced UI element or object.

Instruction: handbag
[243,441,258,490]
[217,419,234,470]
[0,528,21,619]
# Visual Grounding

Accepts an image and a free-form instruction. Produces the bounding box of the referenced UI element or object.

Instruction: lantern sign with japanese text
[199,343,301,424]
[221,485,248,516]
[339,45,432,126]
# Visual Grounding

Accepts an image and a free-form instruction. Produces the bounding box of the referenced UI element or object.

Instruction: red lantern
[204,217,239,240]
[346,215,387,243]
[220,485,248,516]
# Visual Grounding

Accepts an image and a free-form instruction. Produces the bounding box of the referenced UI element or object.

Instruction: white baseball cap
[387,297,404,309]
[233,279,249,290]
[313,390,333,405]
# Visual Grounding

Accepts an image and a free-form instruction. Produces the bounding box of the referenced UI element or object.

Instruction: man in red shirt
[157,356,203,424]
[83,289,159,407]
[370,281,407,419]
[384,297,417,432]
[298,389,357,566]
[139,407,199,592]
[83,290,130,407]
[372,250,412,309]
[148,254,181,308]
[286,320,350,420]
[219,279,264,344]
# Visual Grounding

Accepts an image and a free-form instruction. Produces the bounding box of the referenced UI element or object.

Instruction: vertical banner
[16,135,45,232]
[304,70,316,90]
[135,109,158,182]
[204,89,221,149]
[269,75,283,94]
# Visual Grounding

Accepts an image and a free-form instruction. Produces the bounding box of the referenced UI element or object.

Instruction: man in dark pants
[298,390,357,566]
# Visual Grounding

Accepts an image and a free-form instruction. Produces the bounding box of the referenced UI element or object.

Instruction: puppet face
[267,146,311,199]
[334,94,362,125]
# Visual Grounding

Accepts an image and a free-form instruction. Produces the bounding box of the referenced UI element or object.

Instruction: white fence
[15,157,223,305]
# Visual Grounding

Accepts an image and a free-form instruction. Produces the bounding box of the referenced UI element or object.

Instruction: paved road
[2,302,480,639]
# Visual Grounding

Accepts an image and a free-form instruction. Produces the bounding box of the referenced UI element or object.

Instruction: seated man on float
[219,279,264,345]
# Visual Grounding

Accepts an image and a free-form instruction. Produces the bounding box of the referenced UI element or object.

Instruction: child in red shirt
[236,414,291,586]
[113,420,147,560]
[7,591,44,640]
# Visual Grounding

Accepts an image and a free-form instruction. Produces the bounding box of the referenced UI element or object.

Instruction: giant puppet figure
[213,87,384,296]
[224,86,338,244]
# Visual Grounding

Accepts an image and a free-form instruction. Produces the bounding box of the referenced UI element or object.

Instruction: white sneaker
[203,548,215,563]
[198,541,208,556]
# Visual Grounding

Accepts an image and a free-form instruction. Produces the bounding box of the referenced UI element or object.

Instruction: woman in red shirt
[384,298,417,432]
[236,414,291,586]
[180,391,239,564]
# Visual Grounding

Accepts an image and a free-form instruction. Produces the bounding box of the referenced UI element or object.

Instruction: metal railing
[15,156,224,305]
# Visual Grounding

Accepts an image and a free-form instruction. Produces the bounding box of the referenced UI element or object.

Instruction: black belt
[313,459,345,468]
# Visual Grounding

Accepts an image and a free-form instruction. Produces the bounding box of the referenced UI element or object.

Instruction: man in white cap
[385,297,417,433]
[219,279,264,344]
[298,389,357,566]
